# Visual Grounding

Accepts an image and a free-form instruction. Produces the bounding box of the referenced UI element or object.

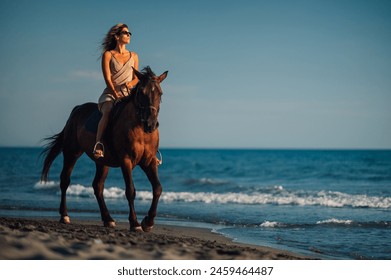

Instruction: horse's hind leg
[59,153,81,224]
[92,164,115,227]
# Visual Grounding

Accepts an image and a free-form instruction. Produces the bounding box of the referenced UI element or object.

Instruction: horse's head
[134,67,168,133]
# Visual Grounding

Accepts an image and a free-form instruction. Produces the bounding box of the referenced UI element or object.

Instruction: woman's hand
[126,82,134,91]
[113,91,122,99]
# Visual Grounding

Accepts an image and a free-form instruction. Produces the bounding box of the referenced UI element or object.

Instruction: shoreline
[0,217,312,260]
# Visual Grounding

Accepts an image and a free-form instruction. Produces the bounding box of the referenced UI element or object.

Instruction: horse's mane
[121,66,155,104]
[141,66,156,79]
[110,66,156,121]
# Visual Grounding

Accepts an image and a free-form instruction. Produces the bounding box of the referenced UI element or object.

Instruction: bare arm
[127,52,139,89]
[102,51,120,99]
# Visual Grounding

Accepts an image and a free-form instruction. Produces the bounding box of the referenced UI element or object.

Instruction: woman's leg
[94,101,113,158]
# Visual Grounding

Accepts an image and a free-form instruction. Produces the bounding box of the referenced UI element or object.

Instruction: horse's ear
[157,71,168,83]
[133,67,145,82]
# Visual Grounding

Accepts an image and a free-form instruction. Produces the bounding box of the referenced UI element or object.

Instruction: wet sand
[0,217,311,260]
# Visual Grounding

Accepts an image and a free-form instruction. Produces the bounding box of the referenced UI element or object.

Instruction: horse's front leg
[92,164,115,227]
[121,159,142,231]
[140,160,162,232]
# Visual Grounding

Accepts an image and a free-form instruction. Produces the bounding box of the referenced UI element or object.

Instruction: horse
[40,66,168,232]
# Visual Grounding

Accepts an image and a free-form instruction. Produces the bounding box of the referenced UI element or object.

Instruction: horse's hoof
[104,221,116,228]
[129,226,143,232]
[60,216,71,224]
[141,217,154,232]
[143,225,154,232]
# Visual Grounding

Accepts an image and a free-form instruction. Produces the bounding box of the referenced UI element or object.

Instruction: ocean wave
[34,180,59,189]
[184,177,230,186]
[273,185,284,191]
[66,184,94,197]
[260,221,282,228]
[152,191,391,209]
[316,218,353,225]
[257,219,390,229]
[67,184,124,199]
[315,219,390,228]
[33,181,391,208]
[34,181,125,199]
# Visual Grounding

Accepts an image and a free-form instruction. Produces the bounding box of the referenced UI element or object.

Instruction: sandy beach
[0,217,310,260]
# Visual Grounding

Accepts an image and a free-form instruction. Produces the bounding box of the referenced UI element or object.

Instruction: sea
[0,147,390,260]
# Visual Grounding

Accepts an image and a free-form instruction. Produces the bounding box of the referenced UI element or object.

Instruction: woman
[93,23,139,158]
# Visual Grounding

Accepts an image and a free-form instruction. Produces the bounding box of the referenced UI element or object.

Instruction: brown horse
[40,66,168,232]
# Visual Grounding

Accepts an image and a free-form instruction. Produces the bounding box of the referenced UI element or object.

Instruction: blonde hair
[101,23,129,53]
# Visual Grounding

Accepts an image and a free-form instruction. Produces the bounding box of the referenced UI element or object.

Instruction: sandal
[93,142,105,159]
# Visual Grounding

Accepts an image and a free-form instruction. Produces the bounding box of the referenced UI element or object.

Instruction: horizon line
[0,145,390,151]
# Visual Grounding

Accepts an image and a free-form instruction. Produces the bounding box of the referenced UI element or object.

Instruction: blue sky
[0,0,390,148]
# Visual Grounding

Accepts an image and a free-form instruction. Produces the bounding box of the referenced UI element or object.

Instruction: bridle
[134,78,161,132]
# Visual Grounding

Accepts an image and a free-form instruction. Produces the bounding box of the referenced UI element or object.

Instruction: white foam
[260,221,281,228]
[34,181,126,199]
[186,177,229,186]
[67,184,94,197]
[316,218,353,225]
[198,191,385,208]
[198,177,228,185]
[34,180,59,189]
[33,181,391,208]
[274,185,284,191]
[155,191,391,208]
[103,186,125,198]
[67,184,125,198]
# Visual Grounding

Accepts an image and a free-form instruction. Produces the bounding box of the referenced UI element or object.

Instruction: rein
[133,81,159,127]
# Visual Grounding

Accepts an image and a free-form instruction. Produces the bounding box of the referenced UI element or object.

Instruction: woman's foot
[93,142,105,159]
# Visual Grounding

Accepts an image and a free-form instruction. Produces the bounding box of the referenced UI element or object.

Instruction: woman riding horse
[41,66,168,232]
[94,23,139,159]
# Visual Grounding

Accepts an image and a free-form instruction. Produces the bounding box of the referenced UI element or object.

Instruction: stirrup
[156,150,163,165]
[93,142,105,159]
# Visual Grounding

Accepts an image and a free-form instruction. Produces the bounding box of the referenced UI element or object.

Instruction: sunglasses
[119,31,132,36]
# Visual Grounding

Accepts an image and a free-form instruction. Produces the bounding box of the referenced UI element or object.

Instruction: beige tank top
[102,51,135,96]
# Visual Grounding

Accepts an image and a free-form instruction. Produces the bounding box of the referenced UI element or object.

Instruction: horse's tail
[40,104,82,181]
[40,129,65,182]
